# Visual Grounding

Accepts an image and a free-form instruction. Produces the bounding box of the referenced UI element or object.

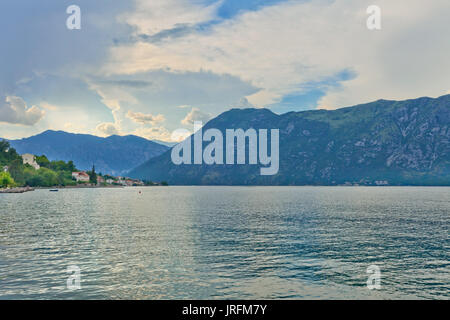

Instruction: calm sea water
[0,187,449,300]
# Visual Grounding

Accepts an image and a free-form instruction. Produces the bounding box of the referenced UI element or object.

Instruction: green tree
[0,140,9,153]
[67,160,76,172]
[8,159,25,185]
[36,155,51,168]
[0,140,21,166]
[88,164,97,184]
[0,171,15,188]
[35,156,77,173]
[24,167,58,187]
[1,141,79,188]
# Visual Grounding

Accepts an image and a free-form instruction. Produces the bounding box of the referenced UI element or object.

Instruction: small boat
[49,189,59,192]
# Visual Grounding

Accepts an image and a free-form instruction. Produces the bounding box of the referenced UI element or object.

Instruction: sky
[0,0,449,141]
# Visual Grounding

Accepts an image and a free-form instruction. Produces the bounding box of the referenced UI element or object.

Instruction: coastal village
[1,150,154,193]
[21,153,147,187]
[71,171,145,187]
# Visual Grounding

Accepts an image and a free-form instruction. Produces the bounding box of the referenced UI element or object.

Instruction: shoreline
[0,185,124,193]
[2,185,449,194]
[37,185,124,190]
[0,187,35,193]
[0,184,166,193]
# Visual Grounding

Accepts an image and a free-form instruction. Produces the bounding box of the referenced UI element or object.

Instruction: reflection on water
[0,186,449,299]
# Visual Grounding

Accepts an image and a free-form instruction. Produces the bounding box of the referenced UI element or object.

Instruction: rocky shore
[0,187,35,194]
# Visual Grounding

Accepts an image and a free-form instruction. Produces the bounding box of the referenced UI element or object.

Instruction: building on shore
[2,166,8,172]
[132,180,145,186]
[21,154,40,170]
[97,176,105,185]
[124,179,144,186]
[113,177,144,186]
[72,171,90,182]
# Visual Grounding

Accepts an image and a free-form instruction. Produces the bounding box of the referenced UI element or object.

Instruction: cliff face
[129,95,450,185]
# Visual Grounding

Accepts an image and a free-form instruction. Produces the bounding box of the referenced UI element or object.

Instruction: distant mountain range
[5,131,169,176]
[129,94,450,185]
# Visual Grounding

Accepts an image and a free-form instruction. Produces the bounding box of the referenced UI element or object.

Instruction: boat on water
[49,189,59,192]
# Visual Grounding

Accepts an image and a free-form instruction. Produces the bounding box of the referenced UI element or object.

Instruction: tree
[89,164,97,184]
[0,140,9,153]
[0,172,15,188]
[8,159,25,185]
[23,167,58,187]
[36,155,50,168]
[0,140,21,166]
[67,161,76,172]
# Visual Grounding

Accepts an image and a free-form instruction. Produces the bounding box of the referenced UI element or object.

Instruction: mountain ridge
[4,130,169,176]
[129,94,450,185]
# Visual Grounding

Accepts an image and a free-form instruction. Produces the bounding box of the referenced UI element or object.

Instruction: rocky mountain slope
[129,95,450,185]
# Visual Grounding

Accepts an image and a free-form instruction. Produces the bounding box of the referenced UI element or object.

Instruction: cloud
[232,97,255,109]
[3,0,450,141]
[85,70,256,142]
[181,107,213,125]
[170,128,192,142]
[96,122,120,136]
[40,102,60,111]
[133,126,172,141]
[126,110,165,125]
[105,0,450,109]
[121,0,221,36]
[87,78,140,134]
[96,79,153,88]
[0,96,45,126]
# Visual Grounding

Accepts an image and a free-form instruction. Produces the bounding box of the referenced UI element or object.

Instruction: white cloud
[5,0,448,141]
[121,0,221,36]
[87,78,143,135]
[0,96,45,125]
[40,102,60,111]
[105,0,450,109]
[170,128,191,142]
[133,126,172,141]
[232,97,255,109]
[96,122,120,136]
[181,107,212,125]
[126,110,165,125]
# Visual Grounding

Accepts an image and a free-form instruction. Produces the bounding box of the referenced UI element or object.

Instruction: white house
[72,171,90,182]
[21,154,40,170]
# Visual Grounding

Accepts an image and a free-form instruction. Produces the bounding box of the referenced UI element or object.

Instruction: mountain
[129,94,450,185]
[152,140,178,147]
[6,131,169,176]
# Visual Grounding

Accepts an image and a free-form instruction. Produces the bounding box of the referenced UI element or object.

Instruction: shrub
[0,172,15,188]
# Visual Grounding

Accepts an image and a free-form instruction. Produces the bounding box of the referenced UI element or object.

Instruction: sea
[0,186,448,299]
